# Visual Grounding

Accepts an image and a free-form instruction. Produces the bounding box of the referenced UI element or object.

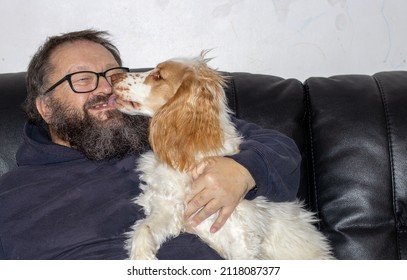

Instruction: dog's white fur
[112,52,334,259]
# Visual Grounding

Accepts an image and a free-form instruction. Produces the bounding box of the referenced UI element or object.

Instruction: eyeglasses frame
[43,66,130,94]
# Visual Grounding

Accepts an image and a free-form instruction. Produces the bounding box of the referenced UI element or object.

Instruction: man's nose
[93,76,112,95]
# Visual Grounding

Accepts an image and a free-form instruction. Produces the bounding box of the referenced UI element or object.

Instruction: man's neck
[49,127,71,147]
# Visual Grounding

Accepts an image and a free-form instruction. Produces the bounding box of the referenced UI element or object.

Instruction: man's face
[46,40,120,124]
[37,40,149,160]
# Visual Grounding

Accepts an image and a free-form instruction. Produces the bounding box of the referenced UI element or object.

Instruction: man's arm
[229,117,301,202]
[185,117,301,232]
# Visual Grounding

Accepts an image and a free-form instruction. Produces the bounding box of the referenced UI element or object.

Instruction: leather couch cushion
[305,71,407,259]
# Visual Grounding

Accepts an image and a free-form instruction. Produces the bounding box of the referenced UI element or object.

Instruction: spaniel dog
[112,52,334,260]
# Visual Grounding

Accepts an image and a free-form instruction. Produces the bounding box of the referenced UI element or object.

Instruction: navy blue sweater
[0,118,301,259]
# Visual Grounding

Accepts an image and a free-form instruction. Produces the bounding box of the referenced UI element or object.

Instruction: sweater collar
[16,122,85,166]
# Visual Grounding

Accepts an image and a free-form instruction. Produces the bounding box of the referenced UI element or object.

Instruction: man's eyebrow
[66,63,120,73]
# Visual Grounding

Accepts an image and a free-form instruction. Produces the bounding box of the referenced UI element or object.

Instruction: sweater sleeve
[228,117,301,202]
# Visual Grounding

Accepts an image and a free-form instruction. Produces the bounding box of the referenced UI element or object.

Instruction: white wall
[1,0,406,81]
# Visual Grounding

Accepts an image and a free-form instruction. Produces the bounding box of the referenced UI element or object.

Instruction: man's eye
[72,74,94,83]
[78,77,91,82]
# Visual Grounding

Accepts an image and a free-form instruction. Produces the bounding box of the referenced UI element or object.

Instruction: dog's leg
[129,218,158,260]
[192,201,263,259]
[129,202,184,260]
[259,200,334,260]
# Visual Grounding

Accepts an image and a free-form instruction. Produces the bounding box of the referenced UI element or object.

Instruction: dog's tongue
[108,94,117,107]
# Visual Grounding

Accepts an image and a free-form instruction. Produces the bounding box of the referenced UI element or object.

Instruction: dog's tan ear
[149,68,225,171]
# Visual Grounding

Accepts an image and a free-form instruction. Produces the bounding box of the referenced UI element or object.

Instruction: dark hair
[23,29,122,125]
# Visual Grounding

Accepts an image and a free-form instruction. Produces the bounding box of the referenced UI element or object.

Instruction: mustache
[84,95,111,110]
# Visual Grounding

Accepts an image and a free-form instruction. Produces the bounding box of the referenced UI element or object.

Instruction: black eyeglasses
[43,67,130,94]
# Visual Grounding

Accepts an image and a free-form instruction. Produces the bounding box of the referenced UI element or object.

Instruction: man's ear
[35,96,52,124]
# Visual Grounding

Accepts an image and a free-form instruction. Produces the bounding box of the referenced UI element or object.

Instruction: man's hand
[185,156,256,233]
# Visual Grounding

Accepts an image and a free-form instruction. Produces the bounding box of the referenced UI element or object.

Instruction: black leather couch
[1,70,406,260]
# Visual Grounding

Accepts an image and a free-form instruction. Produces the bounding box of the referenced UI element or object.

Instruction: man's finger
[188,199,218,227]
[185,192,208,219]
[210,206,233,233]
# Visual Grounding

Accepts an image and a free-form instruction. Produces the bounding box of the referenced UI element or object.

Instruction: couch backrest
[223,72,308,201]
[0,72,26,176]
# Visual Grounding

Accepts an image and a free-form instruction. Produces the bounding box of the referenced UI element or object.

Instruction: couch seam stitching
[224,72,238,116]
[304,82,320,223]
[374,74,401,259]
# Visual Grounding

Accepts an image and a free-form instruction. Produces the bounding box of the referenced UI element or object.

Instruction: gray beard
[47,95,150,160]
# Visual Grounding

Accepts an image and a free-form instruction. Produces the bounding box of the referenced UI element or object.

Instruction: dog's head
[111,52,228,170]
[112,60,191,117]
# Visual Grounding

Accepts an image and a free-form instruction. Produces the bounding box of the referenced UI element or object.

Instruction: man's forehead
[50,40,117,73]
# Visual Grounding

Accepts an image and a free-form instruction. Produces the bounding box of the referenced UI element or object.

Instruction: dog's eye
[153,72,162,80]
